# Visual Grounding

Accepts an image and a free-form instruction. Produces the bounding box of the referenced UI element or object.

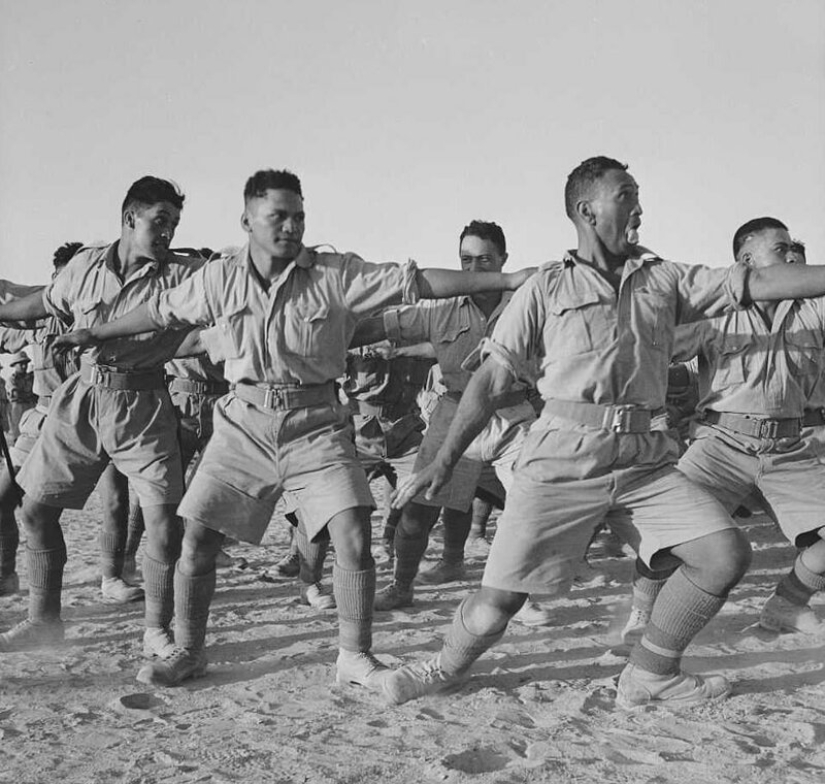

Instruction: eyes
[267,211,305,224]
[460,255,495,265]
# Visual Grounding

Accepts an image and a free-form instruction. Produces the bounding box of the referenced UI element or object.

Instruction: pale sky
[1,0,823,288]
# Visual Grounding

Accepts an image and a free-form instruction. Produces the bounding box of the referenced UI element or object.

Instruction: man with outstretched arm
[0,177,198,658]
[383,155,825,709]
[54,168,535,690]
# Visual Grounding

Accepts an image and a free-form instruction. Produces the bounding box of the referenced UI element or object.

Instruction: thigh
[481,471,611,594]
[611,464,738,570]
[676,435,756,511]
[178,397,281,544]
[103,388,184,508]
[283,412,375,540]
[17,379,108,509]
[758,453,825,546]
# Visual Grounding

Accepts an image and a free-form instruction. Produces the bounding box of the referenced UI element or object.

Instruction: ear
[123,210,136,230]
[738,251,753,267]
[501,251,509,267]
[576,199,597,226]
[240,210,251,233]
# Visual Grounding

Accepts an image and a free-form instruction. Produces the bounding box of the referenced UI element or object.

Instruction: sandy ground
[1,489,824,784]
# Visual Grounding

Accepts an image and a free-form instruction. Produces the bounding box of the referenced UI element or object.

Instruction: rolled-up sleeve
[341,255,420,318]
[676,261,749,323]
[147,265,216,328]
[480,276,545,382]
[383,302,431,346]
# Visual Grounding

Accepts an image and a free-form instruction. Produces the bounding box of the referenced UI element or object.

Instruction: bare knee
[673,528,752,594]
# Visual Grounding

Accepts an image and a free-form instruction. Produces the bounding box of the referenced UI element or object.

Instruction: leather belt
[169,377,230,396]
[444,389,528,410]
[802,408,825,428]
[80,363,166,391]
[702,410,801,439]
[233,381,336,411]
[543,399,664,434]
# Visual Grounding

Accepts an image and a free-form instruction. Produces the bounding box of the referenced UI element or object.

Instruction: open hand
[391,461,454,509]
[51,328,99,356]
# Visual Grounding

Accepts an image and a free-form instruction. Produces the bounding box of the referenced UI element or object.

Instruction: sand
[1,492,823,784]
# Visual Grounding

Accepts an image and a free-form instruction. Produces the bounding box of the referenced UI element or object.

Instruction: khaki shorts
[679,424,825,547]
[411,396,533,512]
[179,393,375,544]
[8,406,48,467]
[17,374,184,509]
[481,416,736,593]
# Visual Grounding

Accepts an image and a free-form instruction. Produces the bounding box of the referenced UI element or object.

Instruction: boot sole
[136,662,208,687]
[616,681,732,710]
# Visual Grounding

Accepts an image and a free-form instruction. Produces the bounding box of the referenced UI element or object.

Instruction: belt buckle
[89,365,104,386]
[757,418,780,439]
[607,404,638,434]
[263,387,284,409]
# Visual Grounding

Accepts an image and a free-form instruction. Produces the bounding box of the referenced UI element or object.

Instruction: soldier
[6,353,36,442]
[623,219,825,642]
[359,220,551,625]
[52,168,535,689]
[383,156,825,708]
[0,177,199,657]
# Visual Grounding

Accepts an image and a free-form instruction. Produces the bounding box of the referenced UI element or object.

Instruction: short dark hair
[731,217,788,259]
[53,241,84,270]
[121,176,185,216]
[459,220,506,256]
[564,156,628,220]
[244,169,303,203]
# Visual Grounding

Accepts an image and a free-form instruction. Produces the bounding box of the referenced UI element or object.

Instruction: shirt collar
[103,242,161,277]
[237,243,316,272]
[562,249,660,272]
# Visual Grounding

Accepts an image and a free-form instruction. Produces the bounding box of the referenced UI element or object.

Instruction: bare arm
[0,288,48,324]
[349,316,388,348]
[52,303,159,352]
[392,357,515,507]
[416,267,535,299]
[748,264,825,302]
[174,328,206,357]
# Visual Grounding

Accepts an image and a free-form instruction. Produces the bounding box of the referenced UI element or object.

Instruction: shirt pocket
[76,297,107,327]
[212,303,247,361]
[434,308,472,365]
[712,339,749,388]
[784,329,822,382]
[283,301,333,359]
[545,291,610,357]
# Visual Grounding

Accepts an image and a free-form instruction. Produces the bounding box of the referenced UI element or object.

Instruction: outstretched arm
[748,264,825,302]
[350,316,388,348]
[416,267,535,299]
[391,357,515,508]
[52,303,158,352]
[0,288,48,324]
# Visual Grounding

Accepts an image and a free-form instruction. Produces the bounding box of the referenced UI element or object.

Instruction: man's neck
[471,290,503,318]
[249,246,293,290]
[115,240,155,281]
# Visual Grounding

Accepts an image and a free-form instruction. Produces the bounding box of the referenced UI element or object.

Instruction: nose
[633,200,643,216]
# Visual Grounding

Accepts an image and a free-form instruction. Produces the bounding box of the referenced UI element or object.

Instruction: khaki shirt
[482,252,748,410]
[673,298,825,418]
[147,244,418,386]
[384,293,519,394]
[43,243,201,370]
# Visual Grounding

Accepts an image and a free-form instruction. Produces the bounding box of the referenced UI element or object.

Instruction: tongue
[626,228,639,245]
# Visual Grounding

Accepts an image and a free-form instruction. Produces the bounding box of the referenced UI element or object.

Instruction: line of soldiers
[1,157,824,713]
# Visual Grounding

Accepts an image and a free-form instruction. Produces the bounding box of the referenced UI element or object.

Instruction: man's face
[243,189,305,261]
[459,235,506,273]
[587,168,643,256]
[739,227,798,269]
[128,202,181,261]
